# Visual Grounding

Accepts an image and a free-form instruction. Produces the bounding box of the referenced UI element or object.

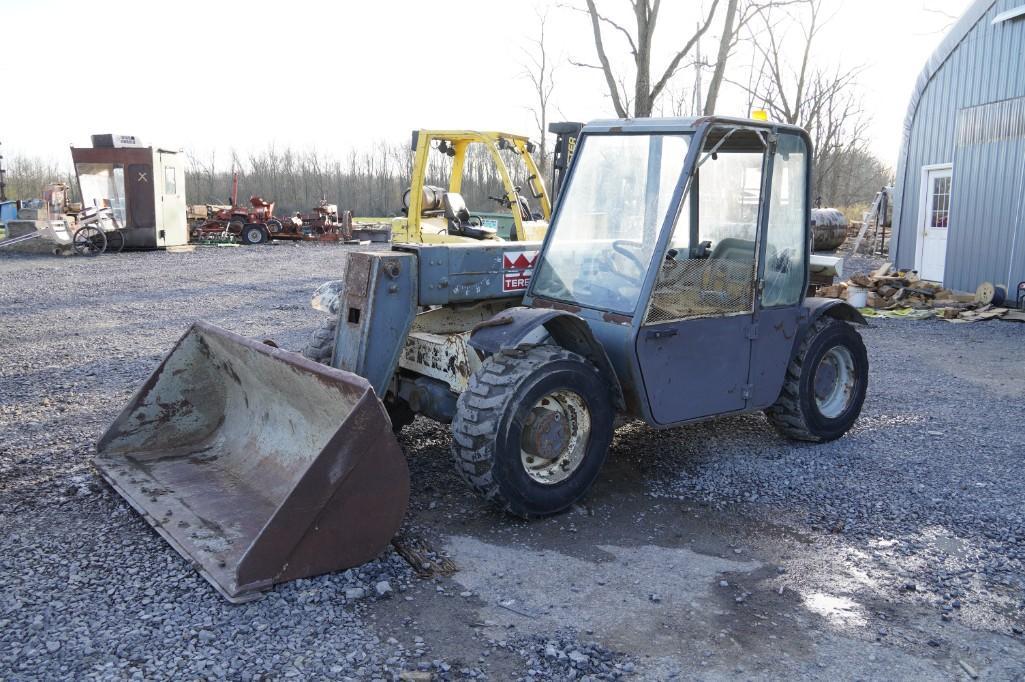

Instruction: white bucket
[847,286,868,308]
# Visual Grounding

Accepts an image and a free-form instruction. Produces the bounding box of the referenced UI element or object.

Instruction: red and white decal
[502,250,539,292]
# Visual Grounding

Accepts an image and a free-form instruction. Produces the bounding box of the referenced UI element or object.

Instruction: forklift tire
[302,317,337,365]
[765,317,868,442]
[301,317,414,433]
[241,224,268,245]
[451,345,614,518]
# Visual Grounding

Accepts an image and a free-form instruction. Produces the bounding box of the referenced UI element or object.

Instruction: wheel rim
[520,389,591,485]
[74,227,105,256]
[246,227,263,243]
[813,346,856,419]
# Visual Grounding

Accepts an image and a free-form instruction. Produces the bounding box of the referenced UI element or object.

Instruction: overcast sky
[2,0,974,169]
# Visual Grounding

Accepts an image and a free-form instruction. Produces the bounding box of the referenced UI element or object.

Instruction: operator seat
[443,192,496,240]
[708,237,755,262]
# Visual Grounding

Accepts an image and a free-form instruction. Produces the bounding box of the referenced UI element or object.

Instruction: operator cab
[528,117,811,425]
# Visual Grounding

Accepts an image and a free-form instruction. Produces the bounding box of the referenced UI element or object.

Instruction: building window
[930,175,951,228]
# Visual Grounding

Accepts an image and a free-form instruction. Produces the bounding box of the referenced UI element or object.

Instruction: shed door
[158,152,188,246]
[916,165,952,282]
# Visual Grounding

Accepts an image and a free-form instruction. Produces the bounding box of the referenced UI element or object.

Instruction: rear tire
[765,317,868,442]
[451,345,614,518]
[241,224,268,245]
[107,230,125,254]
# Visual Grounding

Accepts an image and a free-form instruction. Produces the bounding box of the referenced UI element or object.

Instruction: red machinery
[189,172,284,244]
[189,171,356,244]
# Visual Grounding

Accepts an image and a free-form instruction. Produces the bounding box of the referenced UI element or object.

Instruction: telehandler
[95,116,868,602]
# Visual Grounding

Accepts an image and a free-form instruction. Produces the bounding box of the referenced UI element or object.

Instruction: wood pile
[815,263,1025,323]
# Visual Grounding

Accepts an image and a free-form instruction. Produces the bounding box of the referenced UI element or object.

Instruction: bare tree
[521,9,559,177]
[570,0,721,117]
[702,0,803,114]
[703,0,739,115]
[738,0,882,204]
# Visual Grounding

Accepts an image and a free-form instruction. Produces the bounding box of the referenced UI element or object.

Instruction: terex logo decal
[502,250,539,292]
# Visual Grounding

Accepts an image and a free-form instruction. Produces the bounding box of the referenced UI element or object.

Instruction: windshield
[530,133,691,314]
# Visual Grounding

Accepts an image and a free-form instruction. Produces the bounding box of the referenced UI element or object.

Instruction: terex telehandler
[94,117,868,602]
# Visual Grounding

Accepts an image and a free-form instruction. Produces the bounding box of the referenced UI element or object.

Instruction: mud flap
[94,321,409,602]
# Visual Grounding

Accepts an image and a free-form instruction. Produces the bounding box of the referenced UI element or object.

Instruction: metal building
[893,0,1025,290]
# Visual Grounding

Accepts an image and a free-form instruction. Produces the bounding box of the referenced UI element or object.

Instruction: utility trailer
[96,116,869,601]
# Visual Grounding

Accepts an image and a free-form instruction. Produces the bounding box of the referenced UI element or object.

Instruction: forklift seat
[443,193,496,240]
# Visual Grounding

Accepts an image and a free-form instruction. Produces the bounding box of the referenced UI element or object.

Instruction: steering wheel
[609,239,646,285]
[488,189,513,209]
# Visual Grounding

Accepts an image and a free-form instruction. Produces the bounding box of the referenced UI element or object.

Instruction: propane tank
[402,185,446,213]
[810,208,848,252]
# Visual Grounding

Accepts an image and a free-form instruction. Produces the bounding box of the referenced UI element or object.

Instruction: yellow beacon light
[751,109,769,121]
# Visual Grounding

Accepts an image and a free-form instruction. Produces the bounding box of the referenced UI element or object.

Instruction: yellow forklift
[392,130,552,244]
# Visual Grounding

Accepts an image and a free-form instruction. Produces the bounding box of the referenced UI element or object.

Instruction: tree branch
[649,0,721,105]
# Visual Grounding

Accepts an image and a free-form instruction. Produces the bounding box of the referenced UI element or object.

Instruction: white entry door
[916,165,953,282]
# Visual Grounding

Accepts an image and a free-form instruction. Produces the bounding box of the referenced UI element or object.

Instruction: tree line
[1,143,535,219]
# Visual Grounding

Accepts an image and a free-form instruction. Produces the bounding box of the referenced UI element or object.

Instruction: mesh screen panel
[645,259,755,324]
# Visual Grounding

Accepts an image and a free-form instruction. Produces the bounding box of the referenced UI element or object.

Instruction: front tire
[451,346,614,518]
[766,317,868,442]
[302,317,337,365]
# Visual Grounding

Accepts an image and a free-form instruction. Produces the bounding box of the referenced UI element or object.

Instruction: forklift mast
[547,122,583,202]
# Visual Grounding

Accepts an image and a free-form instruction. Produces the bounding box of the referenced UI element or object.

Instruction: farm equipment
[95,116,869,602]
[392,130,552,244]
[189,171,281,244]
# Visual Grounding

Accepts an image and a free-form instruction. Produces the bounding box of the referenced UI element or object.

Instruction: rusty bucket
[94,321,409,602]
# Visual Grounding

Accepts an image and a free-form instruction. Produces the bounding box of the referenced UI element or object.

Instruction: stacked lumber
[815,263,1024,323]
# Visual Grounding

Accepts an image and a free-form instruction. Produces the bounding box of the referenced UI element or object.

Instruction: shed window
[164,167,177,195]
[929,175,951,229]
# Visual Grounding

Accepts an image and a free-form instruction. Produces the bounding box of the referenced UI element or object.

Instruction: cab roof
[580,116,808,137]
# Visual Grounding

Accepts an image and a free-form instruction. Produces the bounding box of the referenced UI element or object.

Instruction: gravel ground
[1,244,1023,680]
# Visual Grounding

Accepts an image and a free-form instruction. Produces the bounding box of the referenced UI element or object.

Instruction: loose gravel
[2,244,1023,680]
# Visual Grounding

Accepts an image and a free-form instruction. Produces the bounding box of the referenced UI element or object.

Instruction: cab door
[748,133,810,409]
[636,130,766,425]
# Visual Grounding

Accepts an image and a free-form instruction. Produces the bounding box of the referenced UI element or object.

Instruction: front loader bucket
[94,321,409,602]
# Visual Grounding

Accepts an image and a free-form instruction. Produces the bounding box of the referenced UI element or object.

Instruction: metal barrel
[94,321,409,602]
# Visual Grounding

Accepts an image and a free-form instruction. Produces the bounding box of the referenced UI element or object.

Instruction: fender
[804,297,869,327]
[468,307,625,411]
[791,297,868,362]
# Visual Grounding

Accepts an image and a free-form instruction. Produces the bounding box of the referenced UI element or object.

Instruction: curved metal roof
[897,0,998,168]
